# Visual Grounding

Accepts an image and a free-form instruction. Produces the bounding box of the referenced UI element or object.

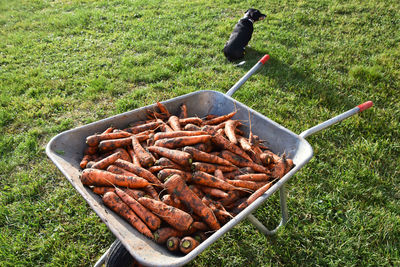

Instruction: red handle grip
[357,101,373,112]
[259,54,270,64]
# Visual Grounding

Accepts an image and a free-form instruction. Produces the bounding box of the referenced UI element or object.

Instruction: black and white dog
[223,9,266,62]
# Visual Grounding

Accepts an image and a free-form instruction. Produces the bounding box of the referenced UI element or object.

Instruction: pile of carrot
[79,102,294,255]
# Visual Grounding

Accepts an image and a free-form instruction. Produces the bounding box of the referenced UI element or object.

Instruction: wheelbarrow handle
[226,54,270,97]
[299,101,373,139]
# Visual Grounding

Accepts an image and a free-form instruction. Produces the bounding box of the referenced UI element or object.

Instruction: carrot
[223,167,255,179]
[137,197,194,232]
[224,120,239,144]
[127,146,142,167]
[114,148,132,162]
[164,174,221,231]
[92,186,115,195]
[86,161,96,168]
[98,137,133,151]
[236,135,253,152]
[234,173,272,182]
[179,117,203,126]
[158,168,192,182]
[154,135,211,149]
[143,185,160,201]
[193,232,207,243]
[147,165,166,173]
[153,130,207,141]
[80,154,93,169]
[220,150,269,174]
[123,188,147,200]
[237,181,275,210]
[191,221,209,231]
[203,111,237,125]
[156,157,185,171]
[179,103,188,119]
[220,190,248,208]
[271,157,288,179]
[156,102,171,117]
[102,127,114,134]
[80,168,150,188]
[203,126,253,162]
[161,194,188,212]
[115,188,161,231]
[154,227,184,244]
[188,185,205,199]
[179,236,199,254]
[107,164,138,177]
[191,162,238,174]
[197,185,229,198]
[91,151,122,170]
[184,123,201,131]
[191,171,239,192]
[131,136,155,167]
[86,131,132,147]
[102,192,154,239]
[147,146,192,167]
[183,146,233,166]
[168,115,181,131]
[125,121,162,134]
[166,236,181,252]
[84,145,98,155]
[113,159,162,186]
[160,122,174,132]
[214,169,225,181]
[226,179,267,191]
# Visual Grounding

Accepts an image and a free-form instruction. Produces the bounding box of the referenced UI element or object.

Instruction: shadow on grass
[231,47,356,114]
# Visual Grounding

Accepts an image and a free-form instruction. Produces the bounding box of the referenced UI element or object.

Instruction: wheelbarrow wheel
[105,239,136,267]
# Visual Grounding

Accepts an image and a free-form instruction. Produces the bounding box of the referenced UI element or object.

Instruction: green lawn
[1,0,399,266]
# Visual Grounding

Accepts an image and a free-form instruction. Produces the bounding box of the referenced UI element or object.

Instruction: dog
[223,8,266,62]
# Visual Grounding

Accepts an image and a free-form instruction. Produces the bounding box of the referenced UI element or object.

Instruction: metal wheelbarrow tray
[46,55,372,267]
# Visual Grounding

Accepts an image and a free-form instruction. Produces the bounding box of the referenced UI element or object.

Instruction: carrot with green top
[102,192,154,239]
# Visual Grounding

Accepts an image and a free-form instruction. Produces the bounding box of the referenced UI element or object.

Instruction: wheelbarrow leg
[93,240,119,267]
[247,185,289,236]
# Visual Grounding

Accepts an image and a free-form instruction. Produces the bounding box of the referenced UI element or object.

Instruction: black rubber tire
[105,239,136,267]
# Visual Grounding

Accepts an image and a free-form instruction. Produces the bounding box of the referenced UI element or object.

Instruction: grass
[0,0,399,266]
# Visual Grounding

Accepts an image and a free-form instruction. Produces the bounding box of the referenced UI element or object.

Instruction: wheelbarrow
[46,54,373,267]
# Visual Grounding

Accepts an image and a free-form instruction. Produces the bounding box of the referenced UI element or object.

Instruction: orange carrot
[161,194,188,211]
[123,188,147,200]
[191,171,239,192]
[106,164,139,177]
[102,192,154,239]
[214,169,225,181]
[203,111,237,125]
[114,148,132,162]
[98,137,133,151]
[143,185,160,201]
[156,157,185,171]
[92,186,115,195]
[80,154,93,169]
[102,127,114,134]
[188,185,205,199]
[137,197,194,232]
[223,167,255,179]
[220,150,270,174]
[226,179,267,191]
[153,130,207,141]
[224,120,239,144]
[164,174,220,231]
[125,121,162,134]
[168,115,181,131]
[127,146,142,167]
[183,146,233,166]
[234,173,272,182]
[86,131,132,147]
[80,168,150,189]
[115,188,161,231]
[154,135,211,149]
[203,126,253,162]
[156,102,171,117]
[131,135,155,167]
[220,190,248,208]
[236,135,253,152]
[191,162,238,173]
[237,181,274,210]
[197,185,229,198]
[166,236,181,252]
[179,103,188,119]
[91,151,122,170]
[179,117,203,126]
[113,159,162,186]
[179,237,200,254]
[184,124,201,131]
[147,146,192,167]
[154,227,184,244]
[157,168,192,182]
[84,145,98,155]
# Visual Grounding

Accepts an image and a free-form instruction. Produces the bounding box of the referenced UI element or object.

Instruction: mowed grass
[0,0,399,266]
